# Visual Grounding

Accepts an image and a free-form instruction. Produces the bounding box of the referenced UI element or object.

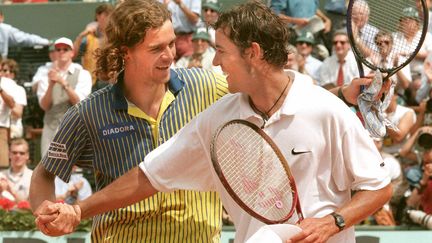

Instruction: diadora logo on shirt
[99,122,136,139]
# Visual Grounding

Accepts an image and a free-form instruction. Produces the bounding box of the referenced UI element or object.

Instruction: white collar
[238,70,313,125]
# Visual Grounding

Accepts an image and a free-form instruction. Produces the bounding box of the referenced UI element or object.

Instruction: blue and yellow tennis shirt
[41,68,229,242]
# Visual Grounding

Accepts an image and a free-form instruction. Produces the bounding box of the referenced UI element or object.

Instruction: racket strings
[215,123,295,221]
[352,0,424,71]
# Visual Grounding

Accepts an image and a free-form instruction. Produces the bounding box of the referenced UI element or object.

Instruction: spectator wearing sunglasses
[0,138,32,202]
[197,0,221,46]
[0,59,27,167]
[31,42,62,94]
[175,28,222,74]
[371,31,412,94]
[319,29,359,88]
[270,0,332,60]
[0,58,17,80]
[295,31,322,82]
[0,59,27,139]
[36,37,92,157]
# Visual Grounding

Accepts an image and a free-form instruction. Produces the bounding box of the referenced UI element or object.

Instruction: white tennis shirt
[140,70,390,243]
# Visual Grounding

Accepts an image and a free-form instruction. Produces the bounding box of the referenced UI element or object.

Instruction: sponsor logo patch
[47,142,68,160]
[99,122,136,139]
[49,142,66,150]
[47,151,68,160]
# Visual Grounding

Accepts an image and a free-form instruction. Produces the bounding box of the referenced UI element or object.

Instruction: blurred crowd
[0,0,431,230]
[274,0,432,228]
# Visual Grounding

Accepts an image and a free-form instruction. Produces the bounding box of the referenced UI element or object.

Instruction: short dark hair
[214,0,290,68]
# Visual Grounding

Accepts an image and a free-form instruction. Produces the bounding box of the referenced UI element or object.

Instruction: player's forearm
[337,184,392,228]
[78,167,158,219]
[29,164,57,210]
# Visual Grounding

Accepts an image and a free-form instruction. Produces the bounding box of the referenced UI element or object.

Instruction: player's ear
[248,42,263,61]
[121,46,130,61]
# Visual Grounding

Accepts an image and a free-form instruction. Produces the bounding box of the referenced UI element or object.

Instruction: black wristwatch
[331,212,345,231]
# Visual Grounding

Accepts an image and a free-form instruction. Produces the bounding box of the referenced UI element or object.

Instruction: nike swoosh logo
[291,148,311,155]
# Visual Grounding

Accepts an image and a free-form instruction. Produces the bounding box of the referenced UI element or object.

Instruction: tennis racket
[210,119,303,224]
[347,0,428,81]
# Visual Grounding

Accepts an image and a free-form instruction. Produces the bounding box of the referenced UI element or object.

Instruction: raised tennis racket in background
[347,0,428,80]
[210,119,303,224]
[346,0,428,137]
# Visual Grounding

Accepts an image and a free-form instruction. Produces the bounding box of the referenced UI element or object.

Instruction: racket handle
[356,61,365,93]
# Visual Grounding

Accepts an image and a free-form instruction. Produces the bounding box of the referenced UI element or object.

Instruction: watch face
[332,212,345,229]
[336,216,345,227]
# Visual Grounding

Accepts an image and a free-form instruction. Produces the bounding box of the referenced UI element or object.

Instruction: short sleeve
[41,107,92,182]
[139,113,216,192]
[333,126,391,191]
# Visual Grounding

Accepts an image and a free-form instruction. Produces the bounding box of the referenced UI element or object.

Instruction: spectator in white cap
[175,28,222,74]
[37,37,92,157]
[31,40,62,93]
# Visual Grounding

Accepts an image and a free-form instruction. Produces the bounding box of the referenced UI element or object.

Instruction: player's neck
[123,80,167,119]
[249,74,292,121]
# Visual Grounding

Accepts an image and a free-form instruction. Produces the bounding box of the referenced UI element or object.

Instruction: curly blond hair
[95,0,171,82]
